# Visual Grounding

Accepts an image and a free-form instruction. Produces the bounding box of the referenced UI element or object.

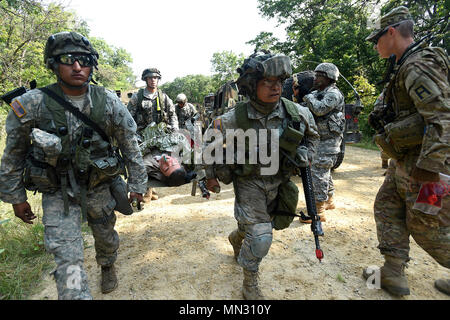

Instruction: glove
[411,166,440,183]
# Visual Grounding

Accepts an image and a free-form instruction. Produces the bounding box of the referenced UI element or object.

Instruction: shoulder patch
[10,99,27,118]
[213,118,223,131]
[413,84,432,101]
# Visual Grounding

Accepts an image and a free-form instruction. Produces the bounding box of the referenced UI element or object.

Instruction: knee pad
[246,223,273,259]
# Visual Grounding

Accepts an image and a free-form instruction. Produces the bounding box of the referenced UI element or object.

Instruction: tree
[210,50,245,84]
[160,74,217,105]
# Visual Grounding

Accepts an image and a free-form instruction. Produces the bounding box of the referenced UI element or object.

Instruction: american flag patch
[213,119,223,131]
[10,99,26,118]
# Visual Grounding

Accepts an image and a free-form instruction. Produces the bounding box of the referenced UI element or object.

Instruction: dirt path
[31,145,449,300]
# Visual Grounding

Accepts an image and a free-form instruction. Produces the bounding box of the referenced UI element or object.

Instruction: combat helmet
[314,63,339,81]
[44,31,99,70]
[176,93,187,103]
[141,68,162,81]
[236,50,292,100]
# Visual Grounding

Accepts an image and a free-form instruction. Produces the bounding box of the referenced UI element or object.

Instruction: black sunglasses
[57,54,94,67]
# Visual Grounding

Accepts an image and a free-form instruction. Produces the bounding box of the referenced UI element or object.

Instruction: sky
[62,0,287,86]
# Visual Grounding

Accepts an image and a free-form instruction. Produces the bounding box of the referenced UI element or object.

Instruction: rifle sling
[39,87,110,144]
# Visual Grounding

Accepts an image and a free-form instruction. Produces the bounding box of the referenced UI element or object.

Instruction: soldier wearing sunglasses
[0,32,147,299]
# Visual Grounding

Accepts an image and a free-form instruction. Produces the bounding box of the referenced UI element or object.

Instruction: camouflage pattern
[30,128,62,167]
[139,122,190,155]
[366,6,413,42]
[303,85,345,202]
[373,91,391,163]
[373,43,450,267]
[127,88,178,135]
[44,31,98,69]
[175,102,197,129]
[141,68,161,80]
[0,85,147,299]
[203,99,319,271]
[314,63,340,81]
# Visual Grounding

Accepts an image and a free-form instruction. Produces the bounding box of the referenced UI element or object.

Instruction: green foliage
[0,0,136,111]
[160,74,217,105]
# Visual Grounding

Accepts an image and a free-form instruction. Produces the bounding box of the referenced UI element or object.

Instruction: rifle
[191,178,211,199]
[280,141,324,262]
[1,80,37,105]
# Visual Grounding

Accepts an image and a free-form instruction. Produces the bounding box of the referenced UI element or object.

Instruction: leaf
[0,248,5,255]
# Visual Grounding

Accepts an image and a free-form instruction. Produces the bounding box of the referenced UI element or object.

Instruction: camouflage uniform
[0,32,147,300]
[205,100,318,271]
[0,87,147,299]
[127,88,178,136]
[175,102,197,129]
[203,53,319,299]
[365,6,450,293]
[303,82,345,202]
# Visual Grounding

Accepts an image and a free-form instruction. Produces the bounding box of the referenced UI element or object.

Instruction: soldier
[0,31,147,299]
[203,52,319,299]
[127,68,178,200]
[175,93,198,130]
[363,6,450,296]
[301,63,346,222]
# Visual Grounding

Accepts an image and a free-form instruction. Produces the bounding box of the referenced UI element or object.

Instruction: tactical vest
[234,97,306,177]
[136,88,168,127]
[382,46,448,155]
[24,84,122,217]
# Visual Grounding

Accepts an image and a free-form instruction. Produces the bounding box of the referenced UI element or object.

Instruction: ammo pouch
[109,175,133,215]
[280,126,304,154]
[88,156,123,190]
[384,113,425,153]
[374,133,404,160]
[23,156,59,194]
[271,180,299,230]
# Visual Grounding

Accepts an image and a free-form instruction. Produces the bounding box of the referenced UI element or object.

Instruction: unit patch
[10,99,26,118]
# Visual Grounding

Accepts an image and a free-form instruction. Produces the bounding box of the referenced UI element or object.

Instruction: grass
[0,196,55,300]
[351,136,380,151]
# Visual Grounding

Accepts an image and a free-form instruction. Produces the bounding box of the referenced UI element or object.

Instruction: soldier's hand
[411,166,440,183]
[206,178,221,193]
[12,202,36,224]
[129,192,143,203]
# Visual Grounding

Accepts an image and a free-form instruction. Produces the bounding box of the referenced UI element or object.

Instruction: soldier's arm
[0,94,36,204]
[109,94,148,194]
[404,54,450,174]
[304,90,341,117]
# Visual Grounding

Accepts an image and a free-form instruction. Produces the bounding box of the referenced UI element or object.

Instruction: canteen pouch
[109,175,133,215]
[23,156,58,193]
[279,126,304,154]
[272,180,299,230]
[385,113,425,153]
[374,133,404,160]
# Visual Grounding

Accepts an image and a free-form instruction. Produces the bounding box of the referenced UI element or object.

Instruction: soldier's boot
[242,269,265,300]
[228,229,245,261]
[363,256,410,296]
[101,264,118,294]
[144,188,152,200]
[151,188,159,200]
[382,159,389,169]
[300,202,326,224]
[325,195,336,210]
[434,279,450,295]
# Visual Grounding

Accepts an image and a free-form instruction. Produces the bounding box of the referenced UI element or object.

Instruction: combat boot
[300,202,326,223]
[242,269,265,300]
[434,279,450,295]
[325,194,336,210]
[363,256,410,296]
[151,189,159,200]
[228,229,245,261]
[101,264,118,294]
